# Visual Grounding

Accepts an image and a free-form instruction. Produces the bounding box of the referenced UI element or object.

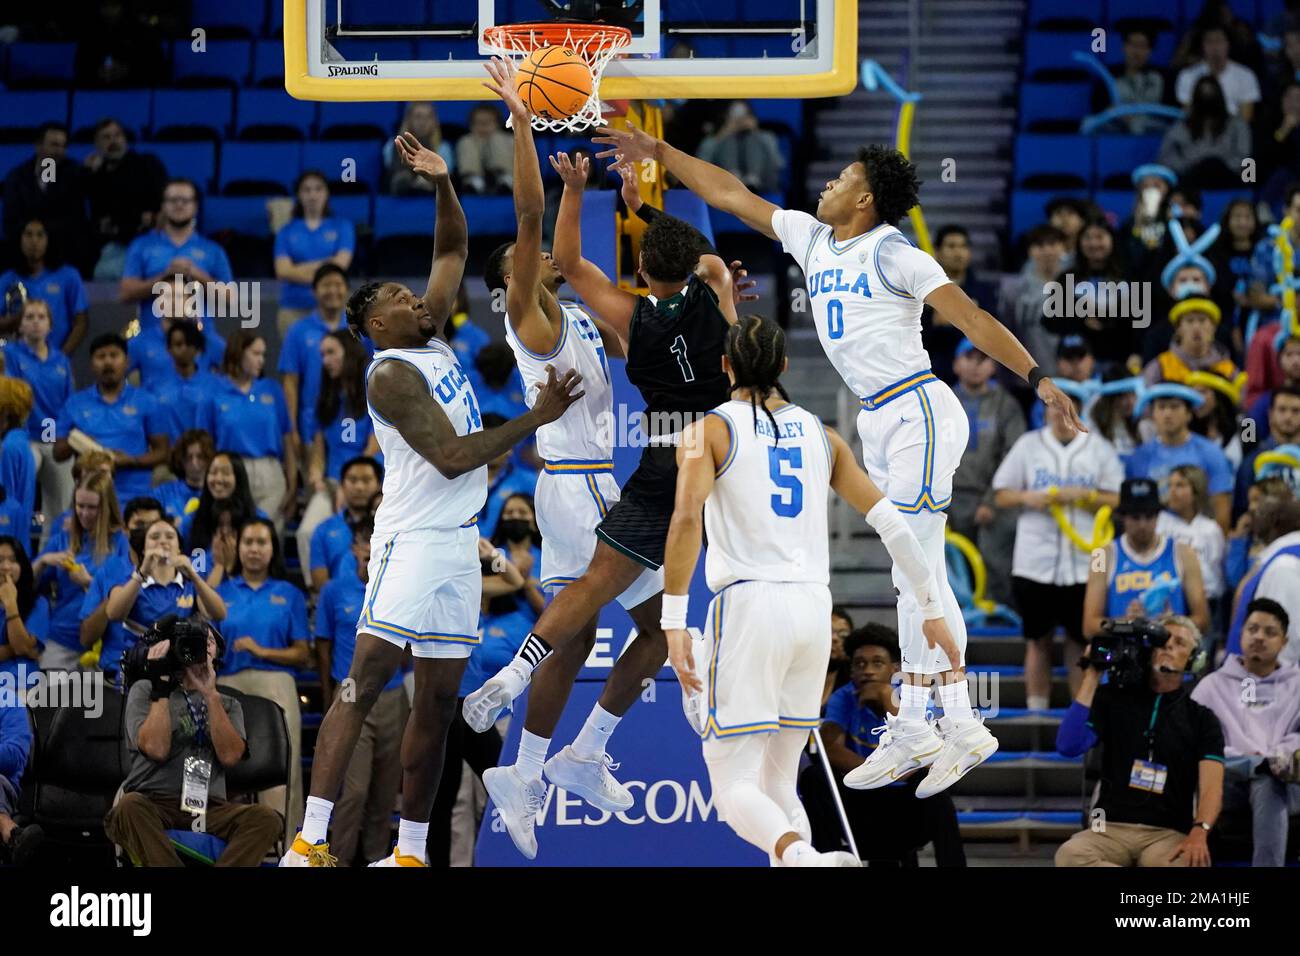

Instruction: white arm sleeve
[865,498,944,620]
[873,235,953,302]
[770,208,825,274]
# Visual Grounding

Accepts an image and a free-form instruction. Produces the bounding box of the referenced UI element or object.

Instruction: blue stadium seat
[252,39,286,87]
[235,88,316,139]
[0,144,32,178]
[5,42,77,88]
[373,195,436,241]
[1100,28,1178,69]
[141,141,218,192]
[69,90,152,141]
[1093,188,1134,221]
[1029,0,1105,27]
[151,89,234,140]
[1093,133,1163,187]
[1014,133,1092,187]
[1022,31,1094,81]
[219,141,302,194]
[750,100,804,134]
[415,39,475,62]
[1261,0,1287,25]
[462,196,517,235]
[317,102,401,140]
[576,189,616,284]
[302,141,384,191]
[1010,188,1086,239]
[1202,189,1250,226]
[203,196,273,235]
[435,102,479,129]
[269,0,284,36]
[191,0,266,36]
[710,192,782,235]
[1106,0,1179,29]
[172,38,253,86]
[329,194,373,231]
[666,192,718,248]
[0,92,69,141]
[1019,82,1091,131]
[688,37,731,58]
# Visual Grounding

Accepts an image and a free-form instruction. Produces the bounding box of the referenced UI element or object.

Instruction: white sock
[780,839,816,866]
[938,680,976,726]
[1026,694,1050,712]
[301,797,333,845]
[572,703,621,759]
[898,682,930,726]
[397,819,429,862]
[516,729,550,782]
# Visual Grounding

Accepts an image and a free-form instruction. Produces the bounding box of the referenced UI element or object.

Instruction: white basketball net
[482,24,632,132]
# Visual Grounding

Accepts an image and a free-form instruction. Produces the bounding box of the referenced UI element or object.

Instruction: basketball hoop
[482,22,633,132]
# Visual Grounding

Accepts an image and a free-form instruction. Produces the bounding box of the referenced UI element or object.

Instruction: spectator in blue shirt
[444,285,488,375]
[79,496,166,675]
[198,332,298,531]
[472,343,529,421]
[315,519,408,866]
[299,332,379,578]
[0,378,37,548]
[211,518,309,840]
[274,172,356,336]
[0,217,89,353]
[140,322,222,441]
[2,298,75,546]
[279,263,362,458]
[128,280,226,391]
[118,178,234,331]
[182,451,266,583]
[0,535,48,690]
[477,414,539,536]
[155,429,214,523]
[1234,386,1300,518]
[803,624,965,866]
[307,455,382,591]
[105,517,226,644]
[0,692,41,865]
[1127,387,1235,531]
[32,470,128,670]
[385,103,456,195]
[53,334,169,503]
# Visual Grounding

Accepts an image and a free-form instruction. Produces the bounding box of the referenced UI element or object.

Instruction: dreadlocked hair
[725,314,790,443]
[345,281,384,341]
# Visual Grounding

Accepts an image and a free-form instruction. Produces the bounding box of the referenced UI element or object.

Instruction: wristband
[132,570,147,585]
[1027,366,1045,391]
[660,593,689,631]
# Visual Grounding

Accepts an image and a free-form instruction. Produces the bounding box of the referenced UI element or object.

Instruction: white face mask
[1174,279,1208,298]
[1141,186,1163,217]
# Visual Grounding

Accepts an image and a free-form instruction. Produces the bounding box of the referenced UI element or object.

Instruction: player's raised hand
[482,56,529,121]
[592,125,658,166]
[549,151,590,190]
[613,160,642,211]
[922,617,963,671]
[728,260,759,304]
[1038,377,1088,435]
[395,131,448,180]
[666,628,703,695]
[530,364,585,424]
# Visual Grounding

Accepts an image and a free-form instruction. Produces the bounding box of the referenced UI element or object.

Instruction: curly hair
[345,281,385,340]
[640,214,702,282]
[857,145,921,226]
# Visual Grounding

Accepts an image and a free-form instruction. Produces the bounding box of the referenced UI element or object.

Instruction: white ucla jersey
[504,302,613,463]
[366,339,487,534]
[770,209,952,402]
[703,401,832,591]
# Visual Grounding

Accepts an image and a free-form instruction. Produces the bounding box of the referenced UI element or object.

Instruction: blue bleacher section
[151,89,234,139]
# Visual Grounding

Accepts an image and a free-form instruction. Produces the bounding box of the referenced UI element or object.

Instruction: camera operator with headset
[103,615,281,866]
[1054,613,1225,867]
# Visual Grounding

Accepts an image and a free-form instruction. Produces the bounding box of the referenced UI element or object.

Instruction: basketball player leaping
[662,315,960,866]
[280,131,582,867]
[474,58,666,859]
[462,118,744,825]
[595,127,1084,796]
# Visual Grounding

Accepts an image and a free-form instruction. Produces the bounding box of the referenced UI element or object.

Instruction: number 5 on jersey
[768,446,803,517]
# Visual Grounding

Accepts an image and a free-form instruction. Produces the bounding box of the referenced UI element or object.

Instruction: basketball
[515,45,593,121]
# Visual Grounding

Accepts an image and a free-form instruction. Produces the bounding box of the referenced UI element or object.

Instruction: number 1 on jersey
[463,390,482,430]
[670,334,695,383]
[767,446,804,517]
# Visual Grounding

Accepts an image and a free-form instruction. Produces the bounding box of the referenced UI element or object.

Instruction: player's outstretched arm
[660,417,729,694]
[925,283,1087,434]
[484,57,548,339]
[549,151,639,338]
[592,126,780,240]
[1080,543,1113,639]
[368,359,583,479]
[395,130,467,326]
[824,426,962,669]
[694,254,739,326]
